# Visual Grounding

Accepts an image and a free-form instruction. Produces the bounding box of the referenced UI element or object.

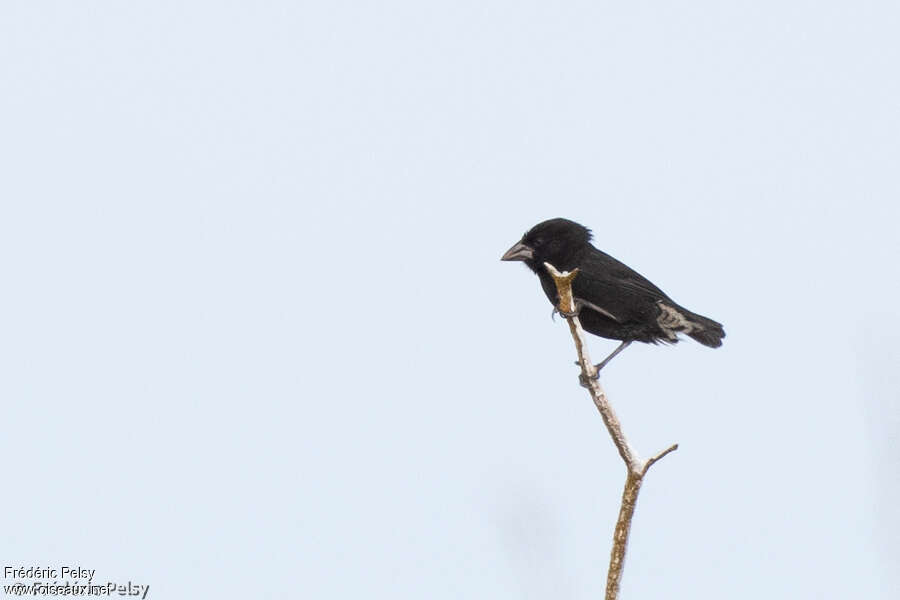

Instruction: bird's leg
[592,341,632,375]
[577,341,632,386]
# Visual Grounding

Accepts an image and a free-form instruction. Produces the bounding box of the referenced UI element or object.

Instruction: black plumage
[501,218,724,370]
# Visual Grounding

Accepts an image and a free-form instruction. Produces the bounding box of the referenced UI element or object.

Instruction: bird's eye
[532,237,544,247]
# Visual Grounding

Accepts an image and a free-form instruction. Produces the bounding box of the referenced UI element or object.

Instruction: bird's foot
[552,305,580,321]
[576,362,602,387]
[578,369,600,388]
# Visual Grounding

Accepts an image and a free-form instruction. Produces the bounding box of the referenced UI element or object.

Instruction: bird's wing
[571,249,670,323]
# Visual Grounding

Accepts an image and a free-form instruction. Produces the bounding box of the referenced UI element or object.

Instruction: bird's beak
[501,241,534,262]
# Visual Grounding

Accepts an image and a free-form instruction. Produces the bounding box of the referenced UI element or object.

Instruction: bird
[501,218,724,373]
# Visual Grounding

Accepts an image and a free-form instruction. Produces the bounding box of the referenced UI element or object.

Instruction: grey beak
[501,241,534,262]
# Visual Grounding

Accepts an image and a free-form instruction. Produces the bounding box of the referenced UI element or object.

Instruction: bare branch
[607,473,643,600]
[543,262,678,600]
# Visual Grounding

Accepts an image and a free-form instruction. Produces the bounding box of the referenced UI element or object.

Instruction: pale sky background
[1,2,898,599]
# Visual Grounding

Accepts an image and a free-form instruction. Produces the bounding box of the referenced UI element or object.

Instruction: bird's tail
[681,308,725,348]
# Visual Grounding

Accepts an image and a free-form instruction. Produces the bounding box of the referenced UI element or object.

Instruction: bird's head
[501,218,593,273]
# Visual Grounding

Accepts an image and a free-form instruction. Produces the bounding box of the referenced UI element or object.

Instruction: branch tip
[642,443,679,475]
[544,263,579,315]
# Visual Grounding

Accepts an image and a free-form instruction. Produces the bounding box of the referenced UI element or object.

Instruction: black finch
[502,218,725,371]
